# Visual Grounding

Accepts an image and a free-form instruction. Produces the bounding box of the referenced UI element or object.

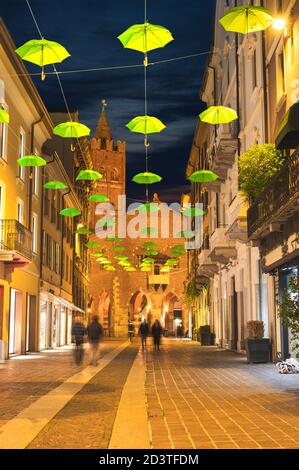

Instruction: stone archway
[98,291,111,335]
[161,292,183,336]
[128,290,153,332]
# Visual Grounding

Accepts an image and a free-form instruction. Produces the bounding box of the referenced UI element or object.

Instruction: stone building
[88,105,188,337]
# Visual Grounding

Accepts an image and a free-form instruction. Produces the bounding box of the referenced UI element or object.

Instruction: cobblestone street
[0,339,298,449]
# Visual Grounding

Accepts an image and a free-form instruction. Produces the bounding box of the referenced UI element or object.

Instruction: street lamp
[272,18,286,31]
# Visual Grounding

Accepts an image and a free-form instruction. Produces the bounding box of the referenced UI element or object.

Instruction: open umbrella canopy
[199,106,238,125]
[90,251,105,257]
[85,241,101,249]
[60,207,81,217]
[161,267,170,273]
[76,170,103,181]
[183,207,205,217]
[189,170,219,183]
[113,246,126,252]
[104,266,116,271]
[53,121,91,139]
[17,155,47,167]
[118,22,174,54]
[96,217,115,228]
[132,172,162,185]
[137,202,160,213]
[106,236,122,242]
[142,257,155,264]
[114,255,129,261]
[140,227,158,236]
[126,116,166,134]
[145,249,159,256]
[0,108,9,124]
[143,242,157,249]
[172,245,185,251]
[43,180,68,190]
[176,230,195,239]
[88,193,109,203]
[219,4,273,35]
[75,227,93,235]
[141,266,152,272]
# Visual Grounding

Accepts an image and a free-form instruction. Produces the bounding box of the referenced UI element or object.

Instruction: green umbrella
[114,255,128,261]
[142,257,155,264]
[76,170,103,181]
[183,207,205,217]
[88,193,109,203]
[18,155,47,166]
[75,227,93,235]
[105,266,116,271]
[91,252,105,258]
[85,241,101,249]
[53,121,91,139]
[0,108,9,124]
[137,202,160,213]
[172,245,185,251]
[199,106,238,125]
[143,242,157,249]
[219,4,273,35]
[176,230,195,238]
[15,38,70,80]
[60,207,81,217]
[118,22,174,56]
[132,172,162,185]
[189,170,219,183]
[106,236,122,242]
[96,217,115,228]
[140,227,158,236]
[43,180,68,190]
[113,246,126,252]
[99,259,112,265]
[126,116,166,135]
[145,249,159,256]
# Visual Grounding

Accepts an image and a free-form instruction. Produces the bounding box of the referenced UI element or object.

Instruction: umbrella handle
[143,54,148,67]
[41,65,45,81]
[144,137,150,148]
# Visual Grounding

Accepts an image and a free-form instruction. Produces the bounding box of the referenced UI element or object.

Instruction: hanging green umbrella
[189,170,219,183]
[106,236,122,242]
[141,266,152,272]
[199,106,238,125]
[85,241,101,249]
[132,172,162,185]
[53,121,91,139]
[143,242,157,249]
[219,4,273,35]
[0,108,9,124]
[161,267,170,273]
[183,207,205,217]
[142,257,155,264]
[75,227,93,235]
[118,22,174,54]
[126,116,166,134]
[99,259,112,265]
[113,246,126,252]
[60,207,81,217]
[176,230,195,239]
[105,266,116,271]
[140,227,158,236]
[15,38,70,80]
[137,202,160,213]
[76,170,103,181]
[114,255,128,261]
[96,217,115,228]
[88,193,109,203]
[18,155,47,167]
[91,251,105,257]
[145,249,159,256]
[172,245,185,251]
[43,180,68,190]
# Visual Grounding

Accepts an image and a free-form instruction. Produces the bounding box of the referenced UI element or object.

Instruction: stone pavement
[0,338,298,449]
[145,340,299,449]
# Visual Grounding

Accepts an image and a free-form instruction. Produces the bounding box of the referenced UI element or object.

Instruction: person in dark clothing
[87,315,104,366]
[72,316,86,365]
[138,320,149,350]
[152,320,163,351]
[128,321,134,342]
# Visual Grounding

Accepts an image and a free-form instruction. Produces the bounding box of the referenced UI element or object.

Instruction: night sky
[1,0,215,202]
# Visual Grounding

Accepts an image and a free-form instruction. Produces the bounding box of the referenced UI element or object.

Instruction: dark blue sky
[1,0,215,202]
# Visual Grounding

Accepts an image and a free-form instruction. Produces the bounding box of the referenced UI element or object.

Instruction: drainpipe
[29,115,44,231]
[261,0,269,143]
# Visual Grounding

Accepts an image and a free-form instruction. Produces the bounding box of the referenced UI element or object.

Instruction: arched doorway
[98,291,111,336]
[129,291,151,332]
[161,293,183,336]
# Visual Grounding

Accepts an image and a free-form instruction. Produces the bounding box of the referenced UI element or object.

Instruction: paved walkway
[0,338,298,449]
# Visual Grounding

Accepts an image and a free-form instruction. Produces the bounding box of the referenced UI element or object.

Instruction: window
[18,131,25,180]
[252,49,257,89]
[55,244,60,273]
[32,213,38,253]
[0,105,7,161]
[111,168,119,181]
[277,49,285,100]
[17,200,23,224]
[65,254,69,282]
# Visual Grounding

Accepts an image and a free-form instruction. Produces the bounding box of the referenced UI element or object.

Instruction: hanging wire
[144,0,149,202]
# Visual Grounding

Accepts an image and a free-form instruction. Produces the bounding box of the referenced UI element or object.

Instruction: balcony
[248,150,299,240]
[209,226,237,264]
[207,122,238,181]
[198,249,219,278]
[0,220,33,273]
[226,195,248,243]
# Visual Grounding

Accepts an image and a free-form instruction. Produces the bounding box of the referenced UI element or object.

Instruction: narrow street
[0,339,298,449]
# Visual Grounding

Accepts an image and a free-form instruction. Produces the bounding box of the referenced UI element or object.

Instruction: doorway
[231,277,238,350]
[26,294,36,352]
[9,288,22,355]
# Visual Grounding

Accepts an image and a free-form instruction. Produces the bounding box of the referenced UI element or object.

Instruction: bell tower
[89,100,126,210]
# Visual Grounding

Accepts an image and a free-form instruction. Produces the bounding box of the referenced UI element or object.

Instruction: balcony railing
[0,219,33,260]
[248,150,299,239]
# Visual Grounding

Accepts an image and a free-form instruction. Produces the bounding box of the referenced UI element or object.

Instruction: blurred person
[152,319,163,352]
[87,315,104,366]
[128,321,134,342]
[138,320,149,351]
[72,315,86,365]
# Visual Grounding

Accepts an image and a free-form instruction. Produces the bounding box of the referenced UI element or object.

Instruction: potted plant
[245,321,271,364]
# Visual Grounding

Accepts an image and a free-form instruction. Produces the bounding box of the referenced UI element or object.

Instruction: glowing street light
[272,18,286,31]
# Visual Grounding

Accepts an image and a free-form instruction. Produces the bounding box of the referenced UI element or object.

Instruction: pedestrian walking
[87,315,103,366]
[152,319,163,351]
[72,315,86,365]
[128,321,134,342]
[138,320,149,351]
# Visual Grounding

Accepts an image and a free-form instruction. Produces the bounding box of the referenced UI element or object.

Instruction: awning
[40,291,85,314]
[275,101,299,150]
